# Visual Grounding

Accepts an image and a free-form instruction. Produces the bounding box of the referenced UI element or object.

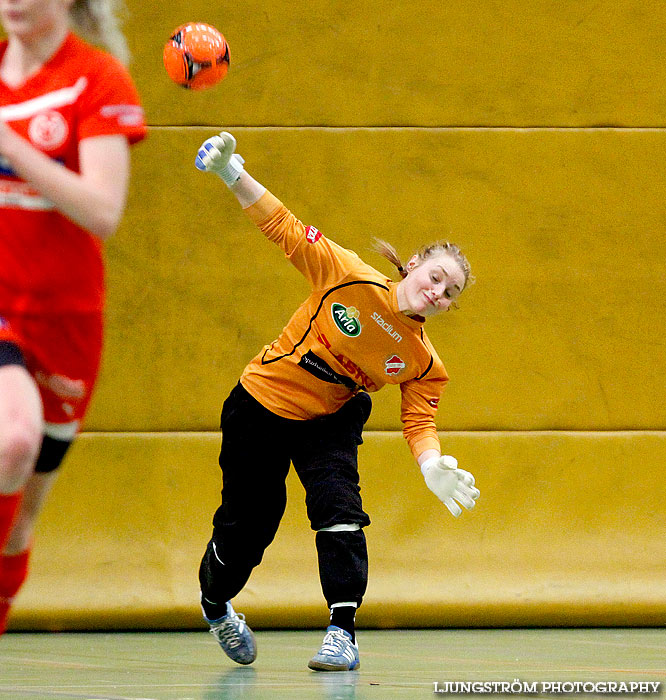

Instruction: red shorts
[0,312,103,435]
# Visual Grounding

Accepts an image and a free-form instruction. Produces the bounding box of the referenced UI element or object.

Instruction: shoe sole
[308,659,360,672]
[226,646,257,666]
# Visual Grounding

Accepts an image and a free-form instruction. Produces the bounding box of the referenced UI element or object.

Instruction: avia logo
[428,398,440,408]
[385,355,406,375]
[371,311,402,342]
[305,225,322,244]
[331,303,362,337]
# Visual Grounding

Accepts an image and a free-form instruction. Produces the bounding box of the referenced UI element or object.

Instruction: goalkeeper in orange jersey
[195,132,480,671]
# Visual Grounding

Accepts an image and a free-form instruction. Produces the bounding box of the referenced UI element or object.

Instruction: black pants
[199,382,372,614]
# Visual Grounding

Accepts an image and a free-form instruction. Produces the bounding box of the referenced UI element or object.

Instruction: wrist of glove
[195,131,245,186]
[421,455,480,518]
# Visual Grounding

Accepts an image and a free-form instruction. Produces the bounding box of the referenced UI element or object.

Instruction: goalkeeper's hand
[421,455,480,517]
[195,131,245,186]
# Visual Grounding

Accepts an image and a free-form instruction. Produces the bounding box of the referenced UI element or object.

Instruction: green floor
[0,629,664,700]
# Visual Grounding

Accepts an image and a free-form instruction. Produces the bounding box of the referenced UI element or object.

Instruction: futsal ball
[163,23,229,90]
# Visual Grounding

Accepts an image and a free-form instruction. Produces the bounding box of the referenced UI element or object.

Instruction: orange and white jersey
[240,192,449,459]
[0,33,146,314]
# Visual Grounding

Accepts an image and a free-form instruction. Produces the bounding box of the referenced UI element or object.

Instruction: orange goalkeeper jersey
[240,192,449,459]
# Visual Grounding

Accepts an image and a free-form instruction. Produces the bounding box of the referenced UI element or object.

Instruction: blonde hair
[373,238,474,289]
[70,0,130,65]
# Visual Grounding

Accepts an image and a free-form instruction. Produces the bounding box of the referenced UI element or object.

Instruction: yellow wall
[13,432,666,630]
[89,128,666,432]
[130,1,666,127]
[10,0,666,628]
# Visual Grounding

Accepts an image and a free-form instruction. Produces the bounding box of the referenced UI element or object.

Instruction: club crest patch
[385,354,406,375]
[28,111,68,150]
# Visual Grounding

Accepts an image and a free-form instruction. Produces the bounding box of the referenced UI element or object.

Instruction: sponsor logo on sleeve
[100,104,144,126]
[305,225,322,244]
[384,354,406,375]
[331,303,361,337]
[427,397,440,408]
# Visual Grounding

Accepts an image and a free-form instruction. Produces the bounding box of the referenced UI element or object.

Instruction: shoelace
[211,613,246,649]
[319,630,351,656]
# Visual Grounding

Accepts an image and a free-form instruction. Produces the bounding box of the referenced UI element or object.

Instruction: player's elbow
[87,204,124,240]
[91,219,118,241]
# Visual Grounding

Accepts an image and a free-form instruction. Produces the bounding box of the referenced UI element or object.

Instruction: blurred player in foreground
[195,132,480,671]
[0,0,146,634]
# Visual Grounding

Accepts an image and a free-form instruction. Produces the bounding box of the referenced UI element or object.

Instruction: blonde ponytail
[373,238,408,279]
[70,0,130,65]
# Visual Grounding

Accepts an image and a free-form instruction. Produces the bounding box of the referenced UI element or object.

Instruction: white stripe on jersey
[0,192,54,210]
[0,77,88,122]
[0,182,54,210]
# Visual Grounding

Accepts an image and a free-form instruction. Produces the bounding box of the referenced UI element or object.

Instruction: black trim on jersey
[261,280,389,365]
[416,356,434,380]
[298,351,359,391]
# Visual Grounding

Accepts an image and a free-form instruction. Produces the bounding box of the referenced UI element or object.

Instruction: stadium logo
[305,225,322,244]
[384,355,405,375]
[28,111,68,150]
[371,311,402,342]
[331,303,361,337]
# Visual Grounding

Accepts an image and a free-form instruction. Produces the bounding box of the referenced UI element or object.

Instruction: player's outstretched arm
[418,451,480,518]
[195,131,266,208]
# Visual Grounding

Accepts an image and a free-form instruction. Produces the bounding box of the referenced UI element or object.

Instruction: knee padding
[315,528,368,608]
[34,435,71,474]
[0,341,25,369]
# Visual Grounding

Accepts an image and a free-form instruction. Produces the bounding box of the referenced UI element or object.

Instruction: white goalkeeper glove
[195,131,245,186]
[421,455,480,517]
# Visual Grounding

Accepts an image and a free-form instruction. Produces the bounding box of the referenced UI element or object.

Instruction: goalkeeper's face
[397,253,465,318]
